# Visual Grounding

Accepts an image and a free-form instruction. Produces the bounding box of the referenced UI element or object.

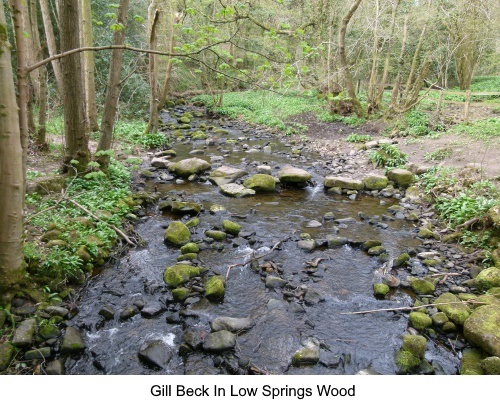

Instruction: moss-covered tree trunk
[146,2,160,134]
[0,2,26,293]
[59,0,90,173]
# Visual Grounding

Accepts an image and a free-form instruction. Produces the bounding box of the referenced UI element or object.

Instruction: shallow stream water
[66,111,459,375]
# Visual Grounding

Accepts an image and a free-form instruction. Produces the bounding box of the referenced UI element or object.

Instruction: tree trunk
[337,0,365,117]
[388,12,409,113]
[97,0,130,169]
[366,0,380,113]
[40,0,63,94]
[146,3,160,134]
[157,10,181,111]
[10,0,29,191]
[59,0,90,174]
[80,0,99,131]
[0,1,26,293]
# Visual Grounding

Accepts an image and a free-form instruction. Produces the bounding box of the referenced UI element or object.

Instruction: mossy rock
[431,312,449,327]
[373,283,390,297]
[180,243,199,254]
[418,228,437,239]
[411,278,435,295]
[471,294,500,309]
[481,356,500,375]
[363,174,388,191]
[172,287,189,302]
[38,324,60,340]
[278,167,312,185]
[76,246,92,263]
[243,174,276,192]
[409,312,432,330]
[164,221,191,246]
[163,264,201,288]
[393,253,410,267]
[442,321,457,332]
[60,327,86,355]
[402,335,427,359]
[324,176,363,190]
[395,350,421,374]
[205,230,226,241]
[475,267,500,291]
[41,229,62,242]
[387,168,414,188]
[435,292,471,325]
[185,218,200,228]
[367,245,386,256]
[205,276,225,300]
[178,116,191,124]
[361,240,382,250]
[171,201,202,215]
[292,346,320,366]
[222,220,242,236]
[0,343,15,372]
[168,158,211,178]
[460,348,485,375]
[463,305,500,356]
[177,253,198,262]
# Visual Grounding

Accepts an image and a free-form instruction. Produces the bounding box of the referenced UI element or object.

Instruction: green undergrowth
[192,91,326,135]
[446,118,500,142]
[418,167,499,252]
[369,143,407,170]
[24,158,137,290]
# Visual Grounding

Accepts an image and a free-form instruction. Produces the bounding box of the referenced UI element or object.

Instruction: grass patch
[192,91,326,135]
[447,118,500,142]
[369,144,407,169]
[345,134,373,143]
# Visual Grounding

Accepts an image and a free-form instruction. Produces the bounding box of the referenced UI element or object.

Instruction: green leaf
[105,12,117,19]
[133,15,144,23]
[110,23,124,32]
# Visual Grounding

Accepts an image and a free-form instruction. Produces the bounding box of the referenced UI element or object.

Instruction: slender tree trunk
[59,0,90,173]
[146,3,160,134]
[375,0,400,106]
[10,0,29,191]
[366,0,380,113]
[40,0,63,94]
[338,0,365,117]
[388,12,409,112]
[37,67,48,148]
[80,0,99,131]
[158,10,181,111]
[97,0,130,169]
[0,1,26,294]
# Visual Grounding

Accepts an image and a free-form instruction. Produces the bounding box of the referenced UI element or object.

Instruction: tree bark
[80,0,99,131]
[10,0,29,191]
[0,1,26,292]
[40,0,63,94]
[59,0,90,173]
[388,12,409,113]
[146,2,160,134]
[97,0,130,169]
[337,0,365,117]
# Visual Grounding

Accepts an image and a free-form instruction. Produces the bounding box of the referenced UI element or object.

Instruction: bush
[369,144,407,169]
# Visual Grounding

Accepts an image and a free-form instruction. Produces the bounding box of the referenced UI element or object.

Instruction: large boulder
[324,176,363,190]
[387,169,414,188]
[208,166,248,186]
[243,174,276,192]
[363,174,388,190]
[169,158,211,178]
[435,293,470,325]
[278,167,312,185]
[164,221,191,246]
[163,264,201,288]
[219,183,256,198]
[475,267,500,291]
[464,305,500,356]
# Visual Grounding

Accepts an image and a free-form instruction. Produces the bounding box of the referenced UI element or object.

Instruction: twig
[455,217,479,231]
[341,298,479,315]
[304,257,326,268]
[226,237,290,280]
[66,198,136,247]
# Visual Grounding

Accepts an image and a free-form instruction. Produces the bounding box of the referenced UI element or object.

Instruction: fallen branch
[67,198,136,247]
[454,217,479,231]
[226,237,290,280]
[304,257,326,268]
[341,298,479,315]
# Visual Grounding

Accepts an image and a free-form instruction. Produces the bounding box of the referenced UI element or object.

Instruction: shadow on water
[66,112,459,375]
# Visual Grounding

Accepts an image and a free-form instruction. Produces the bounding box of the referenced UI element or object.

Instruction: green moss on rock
[222,220,242,236]
[463,305,500,357]
[481,356,500,375]
[172,287,189,302]
[185,218,200,228]
[435,292,471,325]
[163,264,201,288]
[460,348,485,375]
[363,174,388,190]
[409,311,432,330]
[205,276,225,300]
[205,230,227,241]
[373,283,390,297]
[243,174,276,192]
[475,267,500,291]
[164,221,191,246]
[411,278,435,295]
[177,253,198,262]
[395,350,421,374]
[402,335,427,359]
[180,243,199,254]
[0,343,15,372]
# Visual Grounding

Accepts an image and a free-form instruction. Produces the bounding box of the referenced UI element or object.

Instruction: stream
[65,108,459,375]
